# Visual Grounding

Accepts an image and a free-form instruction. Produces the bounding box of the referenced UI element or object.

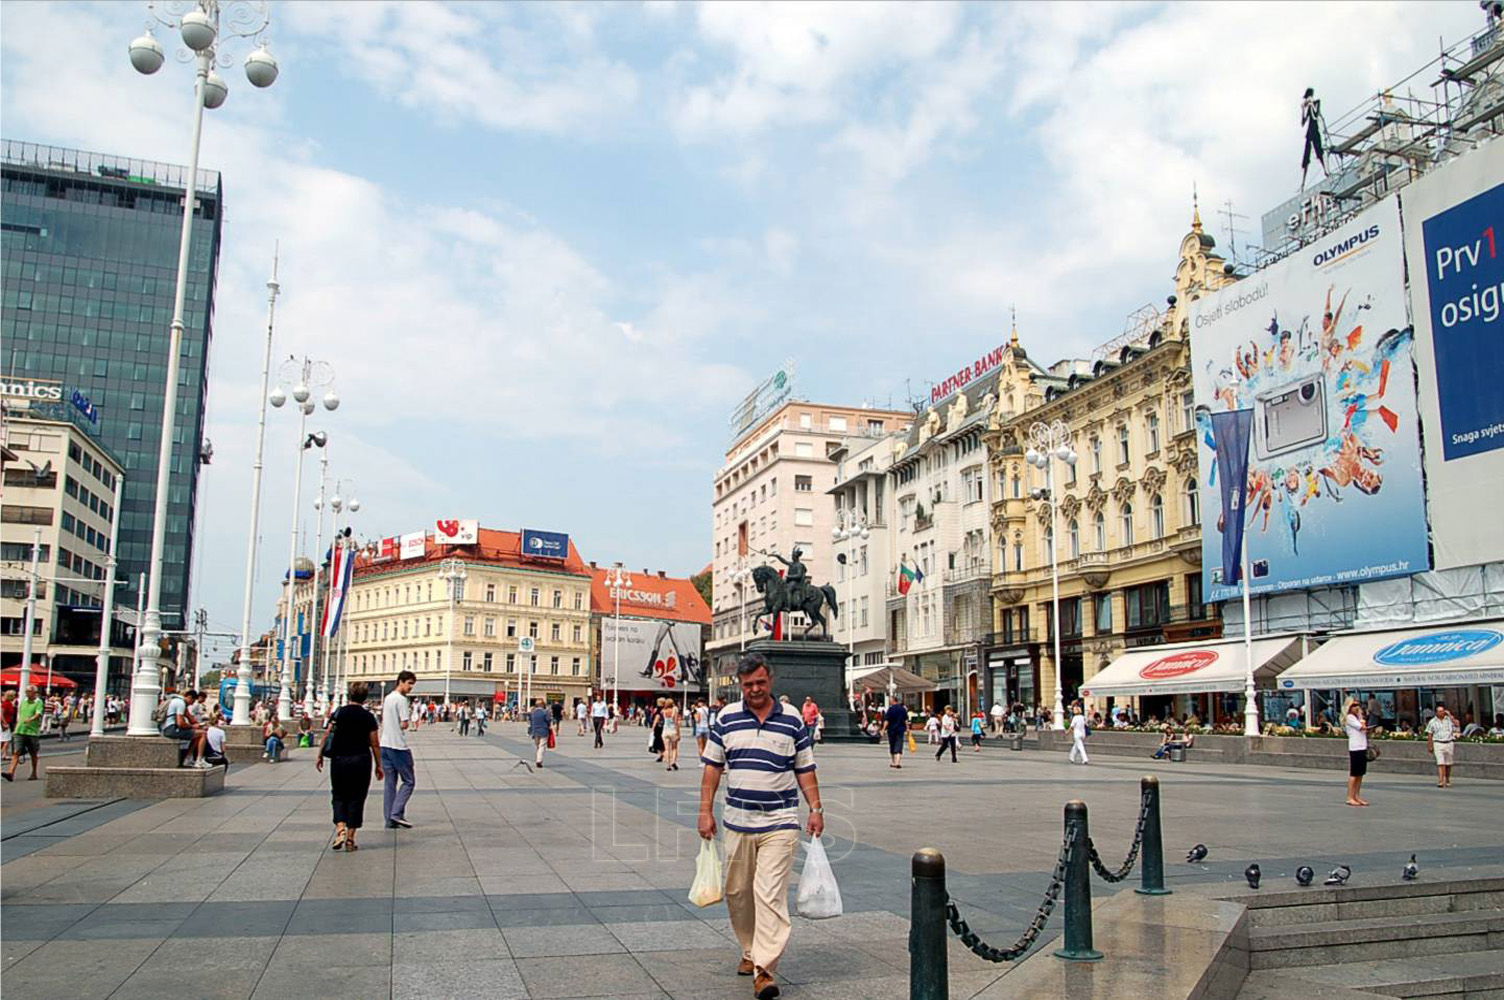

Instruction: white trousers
[1069,737,1089,764]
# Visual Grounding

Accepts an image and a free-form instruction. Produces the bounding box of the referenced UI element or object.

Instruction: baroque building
[983,207,1235,717]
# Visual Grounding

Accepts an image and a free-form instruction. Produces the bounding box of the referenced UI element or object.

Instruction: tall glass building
[1,139,223,631]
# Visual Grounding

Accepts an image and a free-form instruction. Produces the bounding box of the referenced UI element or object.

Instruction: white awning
[849,664,939,694]
[1276,621,1504,690]
[1080,636,1305,698]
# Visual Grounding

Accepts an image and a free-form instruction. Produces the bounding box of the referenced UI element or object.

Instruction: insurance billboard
[1190,197,1429,601]
[600,618,704,692]
[1400,140,1504,569]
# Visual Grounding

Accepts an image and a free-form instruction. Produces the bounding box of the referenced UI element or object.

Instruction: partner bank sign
[1190,197,1429,602]
[521,529,569,560]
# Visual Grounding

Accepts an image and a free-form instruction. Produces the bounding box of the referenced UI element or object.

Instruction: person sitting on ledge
[1152,724,1194,760]
[161,690,211,769]
[263,717,287,762]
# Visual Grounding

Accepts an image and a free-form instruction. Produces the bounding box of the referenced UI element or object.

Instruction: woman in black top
[316,682,383,851]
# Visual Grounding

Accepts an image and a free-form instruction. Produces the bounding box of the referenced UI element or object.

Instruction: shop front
[984,646,1036,715]
[1080,635,1305,725]
[1276,621,1504,732]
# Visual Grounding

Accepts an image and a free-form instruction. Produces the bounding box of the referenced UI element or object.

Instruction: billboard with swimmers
[1190,196,1430,601]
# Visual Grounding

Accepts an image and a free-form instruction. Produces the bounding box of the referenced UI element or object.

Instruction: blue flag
[1210,409,1254,588]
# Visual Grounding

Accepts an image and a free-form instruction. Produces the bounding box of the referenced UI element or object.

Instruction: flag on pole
[897,559,924,596]
[1210,408,1255,587]
[322,544,356,637]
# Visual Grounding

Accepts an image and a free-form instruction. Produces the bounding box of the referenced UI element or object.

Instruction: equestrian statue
[751,548,839,638]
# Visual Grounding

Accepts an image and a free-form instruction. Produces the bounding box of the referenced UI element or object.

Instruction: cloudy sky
[0,1,1482,657]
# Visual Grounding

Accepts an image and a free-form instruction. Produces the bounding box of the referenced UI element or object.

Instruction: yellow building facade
[983,209,1235,717]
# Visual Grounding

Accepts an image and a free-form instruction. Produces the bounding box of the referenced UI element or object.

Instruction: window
[1093,512,1106,551]
[483,617,496,637]
[1090,437,1102,474]
[529,587,540,606]
[572,623,582,643]
[508,585,518,603]
[1181,391,1196,433]
[463,616,475,636]
[1117,425,1130,465]
[528,621,539,638]
[1185,477,1200,526]
[962,466,983,503]
[425,618,432,636]
[1120,502,1134,545]
[1068,519,1080,559]
[506,653,516,673]
[795,441,814,458]
[572,657,582,676]
[483,652,494,672]
[829,415,847,432]
[867,419,885,434]
[1012,542,1024,573]
[1011,473,1021,498]
[506,619,517,637]
[1095,594,1113,634]
[1150,493,1165,539]
[552,589,562,608]
[794,508,814,527]
[799,413,812,429]
[574,591,584,610]
[1125,581,1171,629]
[549,656,560,675]
[1187,574,1206,620]
[550,622,561,641]
[462,651,473,672]
[794,475,813,492]
[485,583,496,602]
[1146,413,1161,453]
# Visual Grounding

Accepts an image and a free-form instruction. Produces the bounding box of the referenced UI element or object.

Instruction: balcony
[912,511,934,533]
[1077,551,1111,588]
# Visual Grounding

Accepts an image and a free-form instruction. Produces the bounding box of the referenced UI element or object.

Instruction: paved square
[3,726,1501,999]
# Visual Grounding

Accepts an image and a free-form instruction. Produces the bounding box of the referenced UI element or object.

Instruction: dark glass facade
[1,140,223,628]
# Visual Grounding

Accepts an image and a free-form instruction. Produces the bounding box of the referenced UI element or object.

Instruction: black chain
[1085,783,1153,883]
[943,820,1077,963]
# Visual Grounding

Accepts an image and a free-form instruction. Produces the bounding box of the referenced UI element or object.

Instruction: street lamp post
[605,563,632,712]
[90,473,126,737]
[125,0,279,736]
[437,559,468,706]
[320,488,359,712]
[302,451,331,717]
[1026,420,1077,732]
[833,510,870,683]
[269,357,337,721]
[232,252,280,727]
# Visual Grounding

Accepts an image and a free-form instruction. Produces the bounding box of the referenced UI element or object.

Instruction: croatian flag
[322,544,356,638]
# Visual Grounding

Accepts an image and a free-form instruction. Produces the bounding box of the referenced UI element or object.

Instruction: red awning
[0,669,78,690]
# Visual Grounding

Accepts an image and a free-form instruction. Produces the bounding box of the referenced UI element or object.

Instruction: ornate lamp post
[126,0,279,736]
[832,510,869,677]
[437,559,468,706]
[605,563,632,711]
[319,487,360,711]
[1026,420,1077,732]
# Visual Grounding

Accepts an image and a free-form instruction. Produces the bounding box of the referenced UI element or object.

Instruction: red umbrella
[0,668,77,690]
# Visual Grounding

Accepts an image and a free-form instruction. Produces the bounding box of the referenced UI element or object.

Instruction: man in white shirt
[590,695,610,748]
[1425,703,1458,788]
[989,701,1006,734]
[381,671,418,829]
[1068,705,1090,764]
[576,699,589,736]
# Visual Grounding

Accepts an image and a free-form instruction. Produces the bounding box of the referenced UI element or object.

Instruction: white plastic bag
[688,838,725,907]
[796,836,843,919]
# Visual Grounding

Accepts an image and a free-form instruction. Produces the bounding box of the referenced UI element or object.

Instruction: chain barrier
[943,820,1078,963]
[1085,782,1153,883]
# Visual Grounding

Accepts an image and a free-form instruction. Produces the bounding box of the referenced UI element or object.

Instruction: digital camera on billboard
[1254,375,1327,460]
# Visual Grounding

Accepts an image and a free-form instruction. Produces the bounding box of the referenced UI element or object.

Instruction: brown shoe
[753,968,780,999]
[736,958,755,976]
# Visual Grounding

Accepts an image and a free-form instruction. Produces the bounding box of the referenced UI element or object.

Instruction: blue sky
[0,1,1482,658]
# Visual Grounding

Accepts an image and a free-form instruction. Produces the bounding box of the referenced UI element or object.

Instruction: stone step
[1240,949,1504,1000]
[1248,910,1504,969]
[1244,879,1504,928]
[45,764,225,799]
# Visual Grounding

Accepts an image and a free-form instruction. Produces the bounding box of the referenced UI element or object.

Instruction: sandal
[346,841,359,851]
[331,832,347,851]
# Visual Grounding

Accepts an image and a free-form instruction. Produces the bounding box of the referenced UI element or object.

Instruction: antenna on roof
[1219,198,1249,270]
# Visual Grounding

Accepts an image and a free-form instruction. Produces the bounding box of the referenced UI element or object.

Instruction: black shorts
[1348,749,1368,778]
[888,729,905,755]
[13,734,39,758]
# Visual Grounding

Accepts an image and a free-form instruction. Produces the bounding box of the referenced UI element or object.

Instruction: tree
[691,568,713,609]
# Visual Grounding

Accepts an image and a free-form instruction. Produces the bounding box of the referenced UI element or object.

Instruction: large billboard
[521,529,569,560]
[728,360,796,443]
[1191,197,1429,601]
[1401,141,1504,569]
[434,519,478,545]
[600,618,704,692]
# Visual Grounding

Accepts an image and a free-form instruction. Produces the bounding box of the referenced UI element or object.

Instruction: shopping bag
[688,838,724,907]
[796,836,843,919]
[547,730,557,749]
[906,732,917,753]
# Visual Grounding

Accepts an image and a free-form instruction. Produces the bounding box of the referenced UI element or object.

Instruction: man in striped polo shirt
[699,653,824,1000]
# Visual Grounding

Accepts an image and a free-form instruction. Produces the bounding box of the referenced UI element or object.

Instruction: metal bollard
[1136,775,1172,896]
[910,848,949,1000]
[1052,801,1105,961]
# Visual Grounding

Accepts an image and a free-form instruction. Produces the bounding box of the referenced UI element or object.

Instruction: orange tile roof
[587,566,712,625]
[354,527,592,578]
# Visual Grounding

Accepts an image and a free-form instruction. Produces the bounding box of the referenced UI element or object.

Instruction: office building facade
[1,140,223,632]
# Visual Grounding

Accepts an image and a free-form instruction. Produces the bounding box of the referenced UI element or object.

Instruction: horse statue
[751,564,839,638]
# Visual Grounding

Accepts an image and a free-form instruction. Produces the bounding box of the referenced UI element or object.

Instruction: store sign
[609,586,678,610]
[1139,650,1219,680]
[435,519,478,545]
[1373,629,1502,666]
[0,376,63,401]
[729,360,796,442]
[69,389,99,425]
[521,529,569,560]
[399,532,426,560]
[929,343,1008,405]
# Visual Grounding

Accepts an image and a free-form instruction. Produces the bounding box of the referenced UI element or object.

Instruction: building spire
[1009,305,1019,348]
[1192,182,1203,232]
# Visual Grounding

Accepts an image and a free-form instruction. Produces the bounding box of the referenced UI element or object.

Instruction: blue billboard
[521,529,570,560]
[1421,181,1504,461]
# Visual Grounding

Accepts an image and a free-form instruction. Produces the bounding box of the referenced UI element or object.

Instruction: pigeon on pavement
[1186,844,1209,863]
[1244,864,1261,889]
[1295,866,1315,886]
[1324,864,1352,886]
[1403,855,1419,881]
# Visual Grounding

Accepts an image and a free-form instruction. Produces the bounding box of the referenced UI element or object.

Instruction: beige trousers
[723,827,800,972]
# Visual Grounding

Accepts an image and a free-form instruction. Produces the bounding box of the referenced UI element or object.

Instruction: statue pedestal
[745,638,859,739]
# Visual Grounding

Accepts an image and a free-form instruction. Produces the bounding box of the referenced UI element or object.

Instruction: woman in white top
[1343,699,1370,807]
[934,706,960,763]
[661,702,682,772]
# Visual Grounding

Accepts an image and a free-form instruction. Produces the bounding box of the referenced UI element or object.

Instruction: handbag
[547,729,557,749]
[319,717,336,758]
[1364,746,1380,761]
